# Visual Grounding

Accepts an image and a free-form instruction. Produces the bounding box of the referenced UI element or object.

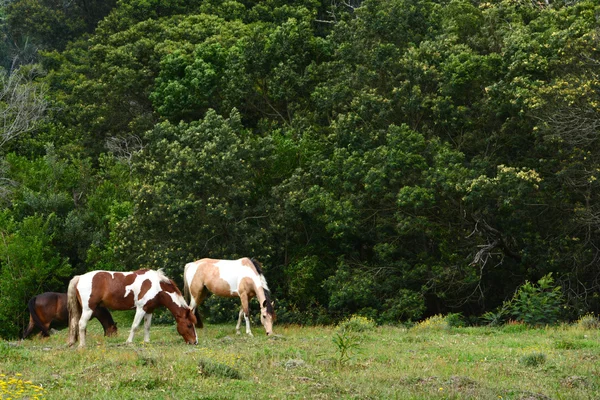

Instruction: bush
[519,352,546,367]
[575,313,600,330]
[412,314,449,331]
[337,315,376,333]
[0,213,72,339]
[445,313,465,328]
[482,273,565,327]
[197,358,242,379]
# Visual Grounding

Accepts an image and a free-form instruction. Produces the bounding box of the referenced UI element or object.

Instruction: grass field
[1,312,599,399]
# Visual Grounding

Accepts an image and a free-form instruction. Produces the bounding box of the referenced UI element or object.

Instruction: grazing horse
[23,292,117,339]
[67,269,197,348]
[183,258,275,336]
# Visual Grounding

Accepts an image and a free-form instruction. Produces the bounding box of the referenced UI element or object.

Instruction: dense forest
[0,0,598,338]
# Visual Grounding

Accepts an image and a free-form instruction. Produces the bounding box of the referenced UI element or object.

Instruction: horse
[183,257,275,336]
[22,292,118,339]
[67,269,197,348]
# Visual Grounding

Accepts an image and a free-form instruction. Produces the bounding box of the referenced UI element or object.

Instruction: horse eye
[188,324,193,328]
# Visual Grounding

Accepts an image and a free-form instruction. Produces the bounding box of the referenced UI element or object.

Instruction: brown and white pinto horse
[23,292,117,339]
[184,258,275,336]
[67,269,197,347]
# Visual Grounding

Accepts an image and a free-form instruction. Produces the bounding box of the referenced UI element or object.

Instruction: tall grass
[1,312,599,399]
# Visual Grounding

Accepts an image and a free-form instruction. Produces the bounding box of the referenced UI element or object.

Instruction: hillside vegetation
[1,0,600,337]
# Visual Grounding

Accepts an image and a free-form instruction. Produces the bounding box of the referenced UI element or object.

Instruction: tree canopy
[0,0,599,337]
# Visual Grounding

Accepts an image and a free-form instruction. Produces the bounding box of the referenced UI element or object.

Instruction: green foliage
[1,0,600,330]
[197,358,242,380]
[506,274,565,326]
[331,327,361,367]
[0,212,71,338]
[483,274,566,327]
[412,314,451,332]
[337,315,377,333]
[519,352,547,368]
[575,313,600,330]
[5,0,118,52]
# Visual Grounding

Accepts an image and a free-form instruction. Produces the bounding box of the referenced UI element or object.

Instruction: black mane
[251,258,275,316]
[250,258,264,275]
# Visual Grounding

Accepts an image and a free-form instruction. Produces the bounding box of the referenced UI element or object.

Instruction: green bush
[482,273,565,327]
[507,274,564,326]
[519,352,546,367]
[337,315,376,332]
[575,313,600,330]
[197,358,242,380]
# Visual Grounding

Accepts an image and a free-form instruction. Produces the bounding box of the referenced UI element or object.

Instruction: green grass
[2,313,600,399]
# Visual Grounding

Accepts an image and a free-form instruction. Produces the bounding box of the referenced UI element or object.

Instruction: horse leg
[127,308,146,343]
[191,287,208,329]
[78,309,94,348]
[22,315,36,339]
[143,313,152,343]
[240,295,253,337]
[236,309,244,335]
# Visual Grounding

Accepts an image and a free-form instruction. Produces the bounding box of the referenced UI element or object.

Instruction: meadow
[1,313,599,399]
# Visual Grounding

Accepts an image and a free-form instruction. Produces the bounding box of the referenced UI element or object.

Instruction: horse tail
[250,258,275,316]
[67,275,81,346]
[23,296,45,338]
[30,295,51,336]
[183,264,190,304]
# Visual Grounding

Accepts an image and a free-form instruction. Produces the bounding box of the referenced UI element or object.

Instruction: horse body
[184,258,275,336]
[22,292,117,339]
[67,269,197,348]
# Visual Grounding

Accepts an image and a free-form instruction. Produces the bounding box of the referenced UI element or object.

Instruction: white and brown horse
[184,258,275,336]
[23,292,117,339]
[67,269,197,347]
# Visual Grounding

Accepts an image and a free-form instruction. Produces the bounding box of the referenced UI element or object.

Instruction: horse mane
[250,258,274,316]
[154,268,169,282]
[250,258,264,275]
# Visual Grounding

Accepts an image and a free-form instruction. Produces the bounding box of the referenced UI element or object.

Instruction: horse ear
[271,301,275,307]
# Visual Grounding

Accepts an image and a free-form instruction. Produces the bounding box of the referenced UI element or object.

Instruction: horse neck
[158,290,186,319]
[253,282,268,310]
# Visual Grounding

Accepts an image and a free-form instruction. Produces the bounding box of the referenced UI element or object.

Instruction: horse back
[78,271,139,311]
[189,258,261,298]
[34,292,69,324]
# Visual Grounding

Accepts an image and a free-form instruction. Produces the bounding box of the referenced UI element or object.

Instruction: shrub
[519,352,546,367]
[445,313,465,328]
[412,314,449,331]
[337,315,376,333]
[482,273,565,327]
[507,274,564,325]
[197,358,242,379]
[575,313,600,330]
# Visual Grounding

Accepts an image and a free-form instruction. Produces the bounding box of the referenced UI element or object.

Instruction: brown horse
[67,269,197,348]
[22,292,117,339]
[183,258,275,336]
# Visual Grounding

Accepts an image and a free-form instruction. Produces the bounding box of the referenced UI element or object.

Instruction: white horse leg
[236,309,244,335]
[127,308,146,343]
[143,313,152,342]
[244,312,253,337]
[240,295,253,337]
[78,309,94,348]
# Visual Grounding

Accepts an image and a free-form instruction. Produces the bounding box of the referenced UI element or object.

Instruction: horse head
[105,322,118,337]
[175,307,198,344]
[260,300,276,336]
